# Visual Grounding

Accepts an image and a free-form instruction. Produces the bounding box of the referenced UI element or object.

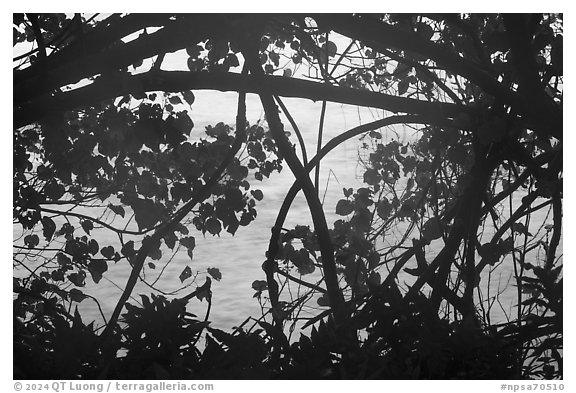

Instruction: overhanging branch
[15,70,473,129]
[314,14,562,140]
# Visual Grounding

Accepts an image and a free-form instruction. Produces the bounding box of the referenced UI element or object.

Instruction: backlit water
[68,91,539,332]
[13,88,555,334]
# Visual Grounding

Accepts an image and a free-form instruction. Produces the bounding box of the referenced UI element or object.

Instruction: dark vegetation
[13,13,562,379]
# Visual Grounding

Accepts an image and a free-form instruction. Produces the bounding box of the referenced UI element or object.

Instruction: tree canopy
[14,13,562,379]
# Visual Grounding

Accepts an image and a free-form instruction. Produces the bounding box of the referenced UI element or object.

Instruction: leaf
[149,247,162,261]
[196,283,211,302]
[317,293,330,307]
[179,236,196,250]
[182,90,195,106]
[42,216,56,242]
[249,189,263,202]
[207,267,222,281]
[68,270,86,287]
[322,40,338,57]
[479,242,501,266]
[291,249,315,275]
[163,231,177,250]
[51,270,65,282]
[168,95,182,105]
[101,246,115,259]
[422,218,442,241]
[205,217,222,235]
[367,272,381,288]
[57,252,72,268]
[88,259,108,284]
[225,53,240,67]
[224,188,245,211]
[335,199,354,216]
[132,58,143,69]
[259,52,268,64]
[363,168,381,185]
[44,180,65,200]
[269,51,280,66]
[131,198,162,231]
[121,241,135,258]
[227,158,249,180]
[88,239,99,255]
[24,234,39,248]
[406,177,414,191]
[186,44,203,58]
[179,265,192,283]
[369,130,382,139]
[187,57,204,72]
[393,63,411,78]
[283,68,292,77]
[513,222,532,237]
[69,288,87,303]
[175,223,189,235]
[397,78,409,96]
[416,22,434,40]
[343,187,353,198]
[259,35,270,50]
[80,219,93,235]
[108,203,125,218]
[226,217,239,235]
[252,280,268,291]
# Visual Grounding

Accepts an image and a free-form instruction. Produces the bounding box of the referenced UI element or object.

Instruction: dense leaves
[14,13,561,380]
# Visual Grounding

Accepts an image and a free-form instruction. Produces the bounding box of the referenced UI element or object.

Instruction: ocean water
[14,89,556,334]
[73,92,400,330]
[67,90,550,332]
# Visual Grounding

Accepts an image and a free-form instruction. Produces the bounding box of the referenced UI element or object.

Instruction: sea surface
[14,86,557,334]
[75,92,409,331]
[63,90,546,332]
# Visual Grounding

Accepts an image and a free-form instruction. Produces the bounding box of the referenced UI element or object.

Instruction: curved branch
[241,32,348,328]
[262,114,451,318]
[15,70,473,130]
[408,143,498,307]
[274,96,308,165]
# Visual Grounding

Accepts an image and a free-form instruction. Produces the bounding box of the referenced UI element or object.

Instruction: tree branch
[14,14,233,107]
[503,14,560,138]
[262,114,450,322]
[15,70,473,130]
[314,14,562,140]
[241,30,349,329]
[27,14,46,61]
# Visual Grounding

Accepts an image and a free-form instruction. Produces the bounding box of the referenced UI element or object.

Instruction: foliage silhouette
[14,13,562,379]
